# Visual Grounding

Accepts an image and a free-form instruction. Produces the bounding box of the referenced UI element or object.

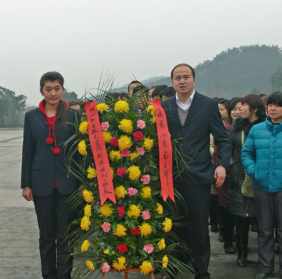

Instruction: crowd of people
[208,92,282,279]
[21,65,282,279]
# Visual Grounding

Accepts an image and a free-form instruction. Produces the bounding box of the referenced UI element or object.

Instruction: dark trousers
[221,207,235,246]
[235,216,251,258]
[176,177,211,277]
[210,194,221,228]
[255,190,282,273]
[33,191,73,279]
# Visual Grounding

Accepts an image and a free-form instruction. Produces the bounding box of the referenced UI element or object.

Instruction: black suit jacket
[163,92,231,185]
[21,108,78,196]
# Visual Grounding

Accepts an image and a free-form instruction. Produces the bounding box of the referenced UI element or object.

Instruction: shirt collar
[175,90,196,111]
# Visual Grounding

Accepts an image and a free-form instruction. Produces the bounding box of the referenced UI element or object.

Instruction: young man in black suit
[21,72,78,279]
[163,64,231,279]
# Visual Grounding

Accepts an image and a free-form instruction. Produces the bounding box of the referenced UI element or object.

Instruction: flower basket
[66,90,190,278]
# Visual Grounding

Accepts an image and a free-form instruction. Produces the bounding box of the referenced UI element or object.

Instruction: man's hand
[22,187,33,201]
[214,165,226,188]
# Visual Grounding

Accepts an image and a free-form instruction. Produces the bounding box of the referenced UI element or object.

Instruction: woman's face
[218,103,229,121]
[41,80,64,107]
[240,103,252,119]
[230,102,243,120]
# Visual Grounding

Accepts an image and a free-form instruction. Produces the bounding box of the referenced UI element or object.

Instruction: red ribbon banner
[84,101,116,205]
[152,100,175,202]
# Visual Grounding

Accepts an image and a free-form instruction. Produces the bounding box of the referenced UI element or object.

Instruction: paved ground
[0,128,279,278]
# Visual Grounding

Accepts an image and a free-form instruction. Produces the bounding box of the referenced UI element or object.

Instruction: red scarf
[39,100,62,155]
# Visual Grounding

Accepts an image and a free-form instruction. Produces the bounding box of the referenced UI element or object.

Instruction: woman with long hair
[228,94,266,267]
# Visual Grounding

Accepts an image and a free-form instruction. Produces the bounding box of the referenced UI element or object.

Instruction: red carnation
[116,167,127,177]
[130,227,141,236]
[117,243,128,254]
[120,149,130,157]
[51,146,61,155]
[133,131,144,142]
[46,136,54,145]
[110,137,119,147]
[117,205,126,218]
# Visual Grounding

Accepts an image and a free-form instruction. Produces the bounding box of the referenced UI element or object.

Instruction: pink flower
[127,187,138,197]
[101,262,111,273]
[137,119,146,129]
[143,243,154,254]
[121,149,130,157]
[101,222,111,233]
[142,210,151,220]
[136,147,145,156]
[101,121,109,131]
[141,175,151,185]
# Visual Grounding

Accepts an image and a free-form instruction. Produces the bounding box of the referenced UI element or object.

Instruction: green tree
[0,87,27,127]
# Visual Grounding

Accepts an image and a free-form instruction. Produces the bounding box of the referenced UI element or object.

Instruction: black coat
[163,92,232,185]
[21,107,78,196]
[228,118,262,217]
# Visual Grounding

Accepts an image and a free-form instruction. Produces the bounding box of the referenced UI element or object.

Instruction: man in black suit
[163,64,231,279]
[21,72,78,279]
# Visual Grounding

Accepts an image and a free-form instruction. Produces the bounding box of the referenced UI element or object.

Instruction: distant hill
[117,45,282,98]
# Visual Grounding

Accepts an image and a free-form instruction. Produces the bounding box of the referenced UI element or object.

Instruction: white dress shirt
[176,90,196,111]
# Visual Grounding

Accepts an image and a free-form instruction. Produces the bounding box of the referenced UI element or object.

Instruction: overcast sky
[0,0,281,105]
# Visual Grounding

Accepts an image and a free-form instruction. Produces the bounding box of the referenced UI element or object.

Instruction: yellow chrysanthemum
[86,166,97,179]
[162,255,169,269]
[129,151,139,161]
[158,238,166,250]
[82,189,94,203]
[151,116,156,123]
[81,239,90,252]
[143,137,154,151]
[78,140,87,156]
[110,150,121,161]
[103,131,112,143]
[140,223,153,237]
[112,256,126,271]
[85,260,95,271]
[118,119,133,134]
[99,204,113,217]
[127,165,141,181]
[114,224,127,237]
[141,186,152,199]
[79,121,88,134]
[127,204,141,218]
[80,216,91,231]
[155,203,164,215]
[114,100,129,113]
[96,103,109,113]
[162,217,173,233]
[118,135,133,151]
[147,104,155,114]
[84,204,92,217]
[140,260,153,275]
[115,185,127,199]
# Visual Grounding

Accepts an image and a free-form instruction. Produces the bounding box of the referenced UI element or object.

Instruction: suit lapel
[169,97,182,128]
[35,109,48,129]
[183,92,201,128]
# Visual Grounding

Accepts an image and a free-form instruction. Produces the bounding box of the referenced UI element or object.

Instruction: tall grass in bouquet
[65,85,192,278]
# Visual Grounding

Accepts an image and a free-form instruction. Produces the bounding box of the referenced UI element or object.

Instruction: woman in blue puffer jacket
[241,92,282,278]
